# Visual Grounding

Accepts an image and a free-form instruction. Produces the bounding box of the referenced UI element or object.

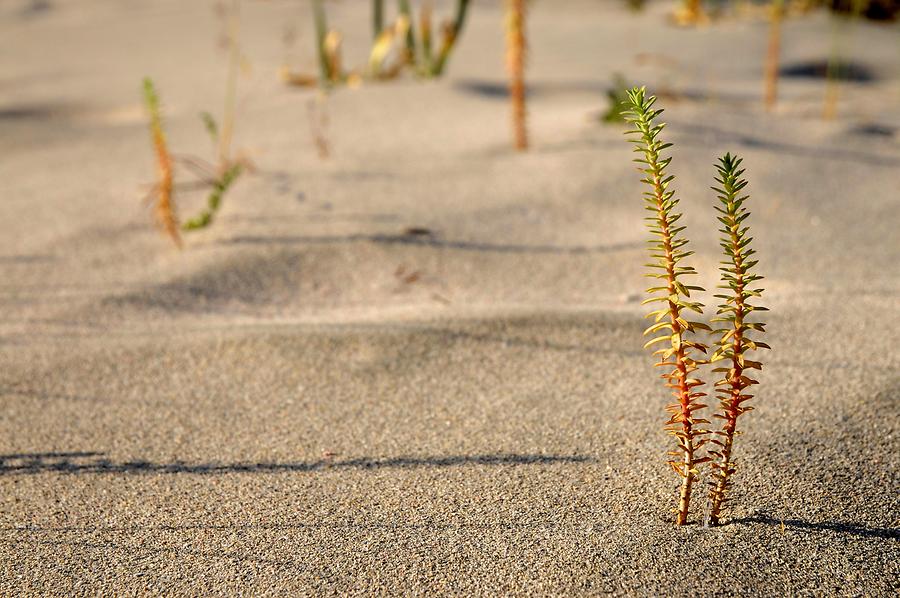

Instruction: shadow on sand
[779,60,877,82]
[670,121,900,168]
[220,232,641,255]
[0,452,591,476]
[732,515,898,540]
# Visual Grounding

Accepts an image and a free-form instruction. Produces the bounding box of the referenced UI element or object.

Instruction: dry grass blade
[431,0,470,76]
[218,0,241,166]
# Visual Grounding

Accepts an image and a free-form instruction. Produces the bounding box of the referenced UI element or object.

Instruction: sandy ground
[1,0,899,595]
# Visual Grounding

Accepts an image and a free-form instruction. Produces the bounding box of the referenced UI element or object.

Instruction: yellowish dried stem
[708,249,746,524]
[505,0,527,151]
[652,162,698,527]
[151,125,181,249]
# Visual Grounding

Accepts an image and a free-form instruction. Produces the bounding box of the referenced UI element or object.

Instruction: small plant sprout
[182,162,243,230]
[394,0,471,77]
[142,78,181,249]
[368,14,413,80]
[179,0,250,231]
[426,0,471,77]
[706,153,769,525]
[419,1,435,70]
[601,74,631,124]
[624,87,711,525]
[763,0,785,111]
[673,0,708,26]
[312,0,350,87]
[505,0,528,151]
[140,5,250,241]
[374,0,385,39]
[397,0,417,63]
[289,1,470,87]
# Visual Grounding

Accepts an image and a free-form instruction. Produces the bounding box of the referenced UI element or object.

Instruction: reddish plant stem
[708,225,747,523]
[651,167,695,526]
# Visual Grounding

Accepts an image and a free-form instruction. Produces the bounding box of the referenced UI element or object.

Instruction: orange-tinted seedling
[624,88,711,525]
[142,78,181,248]
[707,153,769,525]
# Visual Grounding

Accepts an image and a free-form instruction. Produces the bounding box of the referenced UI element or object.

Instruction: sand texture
[1,0,898,595]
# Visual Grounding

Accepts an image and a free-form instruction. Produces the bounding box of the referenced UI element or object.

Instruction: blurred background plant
[601,74,632,124]
[823,0,869,119]
[281,0,471,89]
[669,0,896,24]
[634,0,895,114]
[141,78,181,249]
[181,0,252,230]
[505,0,528,150]
[138,0,897,245]
[140,0,253,241]
[763,0,786,111]
[672,0,711,25]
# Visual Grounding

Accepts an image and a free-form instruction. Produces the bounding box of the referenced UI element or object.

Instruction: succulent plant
[624,87,712,525]
[706,153,770,525]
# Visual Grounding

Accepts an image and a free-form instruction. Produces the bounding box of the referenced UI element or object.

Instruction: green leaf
[643,335,670,349]
[200,111,218,143]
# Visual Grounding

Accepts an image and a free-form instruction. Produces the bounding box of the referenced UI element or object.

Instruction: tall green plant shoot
[624,87,712,526]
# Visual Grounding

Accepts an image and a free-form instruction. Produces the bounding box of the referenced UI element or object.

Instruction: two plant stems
[324,1,470,84]
[379,0,470,78]
[627,90,768,526]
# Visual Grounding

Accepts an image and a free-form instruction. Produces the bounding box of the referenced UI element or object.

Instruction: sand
[1,0,898,595]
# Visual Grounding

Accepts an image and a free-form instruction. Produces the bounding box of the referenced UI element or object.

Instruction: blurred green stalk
[313,0,332,85]
[374,0,384,38]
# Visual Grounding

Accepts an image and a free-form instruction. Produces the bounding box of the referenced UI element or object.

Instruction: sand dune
[1,0,898,594]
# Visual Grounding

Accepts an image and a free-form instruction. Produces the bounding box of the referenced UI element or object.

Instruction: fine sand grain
[1,0,898,595]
